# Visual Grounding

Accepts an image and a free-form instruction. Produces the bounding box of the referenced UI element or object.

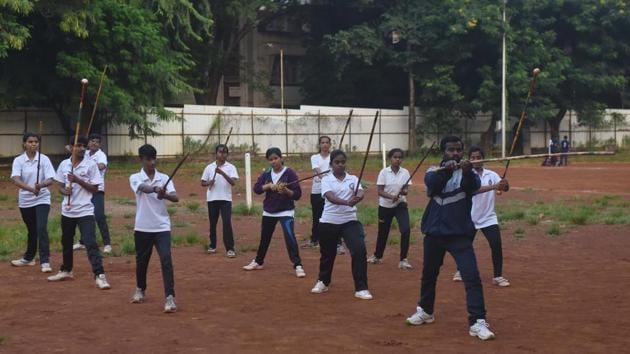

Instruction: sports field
[1,156,629,353]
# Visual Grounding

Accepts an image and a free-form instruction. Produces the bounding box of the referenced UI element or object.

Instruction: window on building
[270,55,302,86]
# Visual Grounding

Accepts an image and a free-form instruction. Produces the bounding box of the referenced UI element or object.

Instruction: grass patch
[232,202,261,216]
[117,234,135,256]
[238,244,258,253]
[185,201,201,213]
[0,194,9,202]
[358,206,379,226]
[387,235,400,246]
[294,206,311,219]
[546,223,561,236]
[0,336,7,345]
[173,220,188,228]
[514,226,526,240]
[112,196,135,206]
[123,213,134,219]
[167,206,177,216]
[525,214,539,225]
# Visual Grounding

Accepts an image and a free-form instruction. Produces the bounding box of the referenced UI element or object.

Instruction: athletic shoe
[41,263,52,273]
[336,244,346,255]
[406,306,435,325]
[367,255,381,264]
[226,250,237,258]
[354,290,373,300]
[164,295,177,313]
[469,319,495,340]
[398,258,413,270]
[73,243,85,251]
[207,247,217,254]
[131,288,145,303]
[492,276,510,287]
[103,245,112,254]
[453,271,462,282]
[47,271,74,282]
[11,258,35,267]
[295,265,306,278]
[95,274,111,290]
[300,241,319,249]
[243,260,263,271]
[310,280,329,294]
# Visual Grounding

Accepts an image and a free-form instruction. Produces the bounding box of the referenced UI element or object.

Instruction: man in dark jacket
[406,136,495,340]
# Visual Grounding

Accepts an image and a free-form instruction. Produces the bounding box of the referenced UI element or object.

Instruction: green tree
[1,0,192,136]
[0,0,34,58]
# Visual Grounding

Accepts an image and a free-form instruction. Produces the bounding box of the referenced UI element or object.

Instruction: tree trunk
[408,69,417,151]
[545,108,567,142]
[194,67,222,105]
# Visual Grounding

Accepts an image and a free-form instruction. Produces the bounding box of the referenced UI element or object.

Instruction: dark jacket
[420,161,480,236]
[254,167,301,213]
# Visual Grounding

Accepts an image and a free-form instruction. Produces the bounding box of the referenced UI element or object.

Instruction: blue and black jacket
[420,161,481,236]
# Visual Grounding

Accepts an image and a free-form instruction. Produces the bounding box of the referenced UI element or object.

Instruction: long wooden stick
[86,65,108,135]
[434,151,614,172]
[67,79,88,208]
[164,126,213,189]
[501,68,541,179]
[338,109,353,150]
[354,111,379,195]
[285,169,331,186]
[395,142,436,197]
[36,120,43,184]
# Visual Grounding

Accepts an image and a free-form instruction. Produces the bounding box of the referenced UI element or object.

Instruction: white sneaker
[469,319,495,340]
[398,258,413,269]
[164,295,177,313]
[41,263,52,273]
[73,243,86,251]
[406,306,435,325]
[310,280,329,294]
[47,271,74,282]
[131,288,145,303]
[492,276,510,287]
[295,265,306,278]
[354,290,373,300]
[367,255,381,264]
[207,247,217,254]
[453,271,462,282]
[242,260,263,271]
[11,258,36,267]
[103,245,112,254]
[95,274,111,290]
[336,244,346,255]
[226,250,237,258]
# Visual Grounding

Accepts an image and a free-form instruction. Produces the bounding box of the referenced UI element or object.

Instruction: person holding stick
[406,135,494,340]
[10,132,56,272]
[367,148,413,269]
[48,136,111,290]
[129,144,179,312]
[310,149,372,300]
[452,147,510,287]
[243,147,305,278]
[73,133,112,254]
[302,135,331,249]
[201,144,239,257]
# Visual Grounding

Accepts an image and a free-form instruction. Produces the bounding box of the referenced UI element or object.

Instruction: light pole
[501,0,508,158]
[280,48,284,110]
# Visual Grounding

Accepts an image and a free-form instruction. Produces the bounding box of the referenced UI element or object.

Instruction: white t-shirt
[54,157,103,218]
[320,173,363,225]
[376,166,411,208]
[310,153,330,194]
[263,166,294,217]
[201,161,239,202]
[88,149,108,192]
[129,169,176,233]
[11,152,56,208]
[471,168,501,229]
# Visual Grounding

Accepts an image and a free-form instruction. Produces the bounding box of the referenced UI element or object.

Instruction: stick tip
[81,78,88,84]
[533,68,541,75]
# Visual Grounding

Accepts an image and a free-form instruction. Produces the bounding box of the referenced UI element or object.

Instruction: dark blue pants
[255,216,302,268]
[207,200,235,251]
[19,204,51,263]
[61,215,104,276]
[374,203,411,260]
[419,234,486,325]
[318,221,368,291]
[310,194,325,243]
[474,224,503,278]
[134,231,175,297]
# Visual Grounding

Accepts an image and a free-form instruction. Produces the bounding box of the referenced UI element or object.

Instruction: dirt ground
[1,162,630,353]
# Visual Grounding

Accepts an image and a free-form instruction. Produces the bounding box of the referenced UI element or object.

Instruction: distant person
[560,136,570,166]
